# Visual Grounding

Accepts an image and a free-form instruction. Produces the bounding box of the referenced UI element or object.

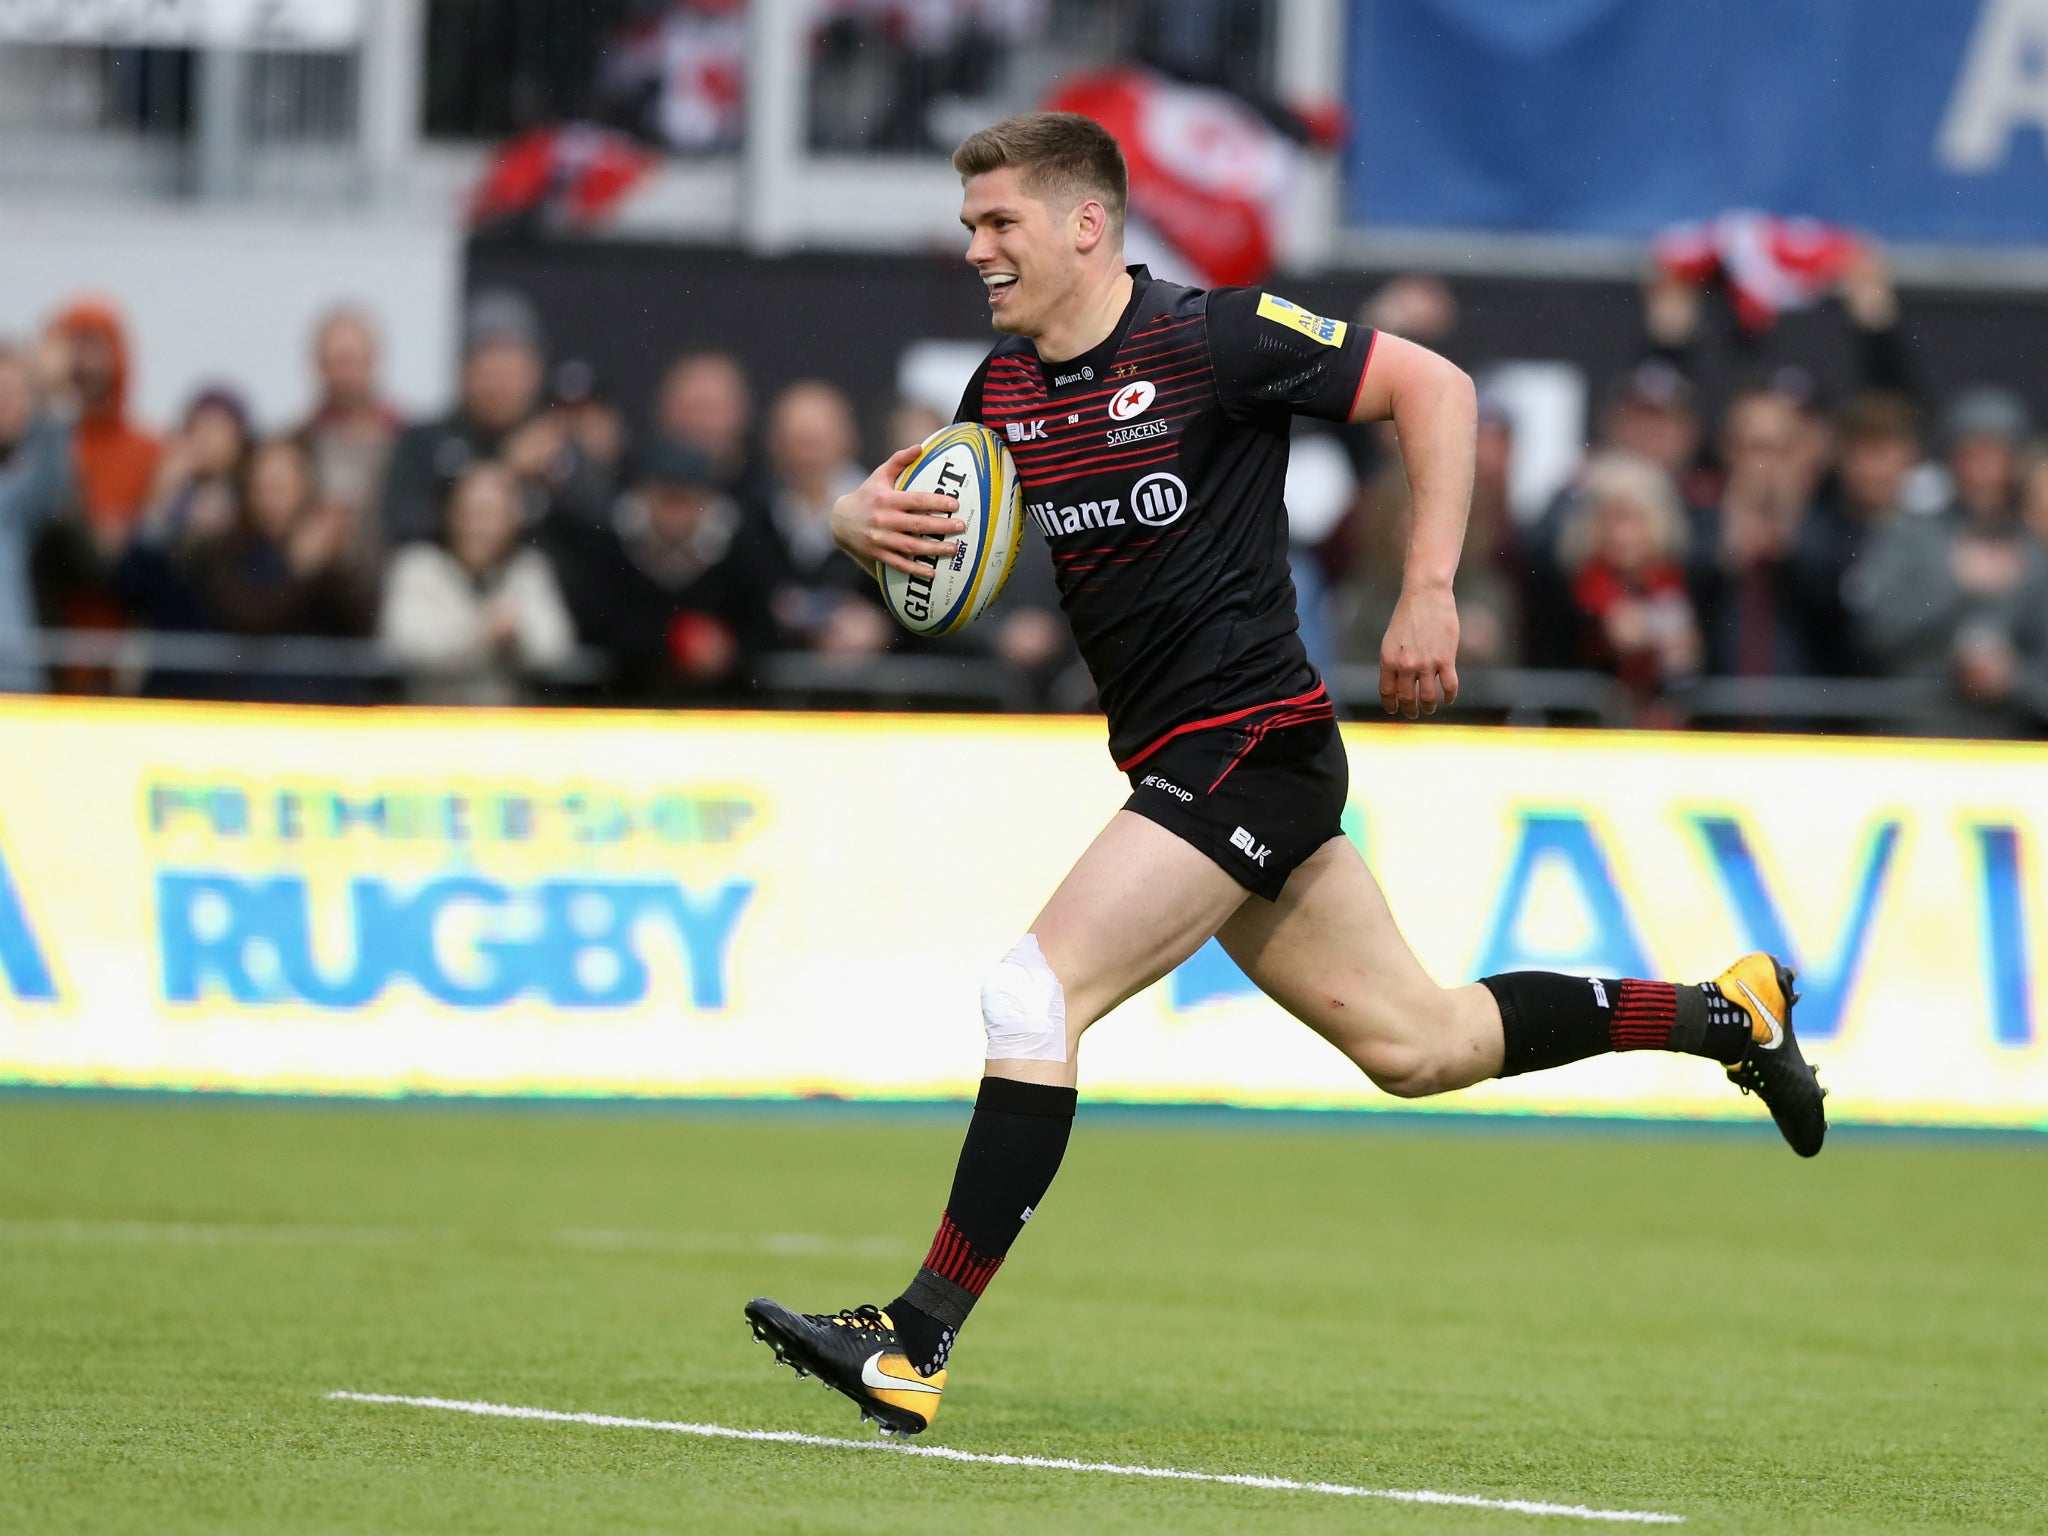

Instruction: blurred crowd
[3,246,2046,737]
[1323,249,2048,738]
[0,287,1070,709]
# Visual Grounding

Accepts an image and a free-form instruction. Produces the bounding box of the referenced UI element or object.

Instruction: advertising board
[0,699,2041,1129]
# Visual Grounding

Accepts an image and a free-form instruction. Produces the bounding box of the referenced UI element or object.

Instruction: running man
[746,114,1825,1437]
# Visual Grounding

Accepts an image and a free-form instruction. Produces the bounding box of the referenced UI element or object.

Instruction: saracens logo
[1129,471,1188,526]
[1107,380,1156,421]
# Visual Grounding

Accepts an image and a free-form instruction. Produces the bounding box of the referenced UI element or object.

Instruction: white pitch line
[327,1391,1683,1525]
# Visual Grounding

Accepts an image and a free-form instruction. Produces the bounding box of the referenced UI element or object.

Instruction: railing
[0,630,2011,738]
[0,629,605,690]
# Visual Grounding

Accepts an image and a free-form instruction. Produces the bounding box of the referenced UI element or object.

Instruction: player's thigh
[1030,809,1249,1034]
[1216,835,1501,1089]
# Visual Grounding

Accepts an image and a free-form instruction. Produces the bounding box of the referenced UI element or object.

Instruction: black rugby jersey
[957,266,1377,767]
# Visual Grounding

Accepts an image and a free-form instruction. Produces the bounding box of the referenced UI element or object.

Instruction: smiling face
[960,166,1095,340]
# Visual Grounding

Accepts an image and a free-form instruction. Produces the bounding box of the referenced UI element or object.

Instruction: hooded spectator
[31,302,161,686]
[0,344,73,692]
[46,299,159,549]
[760,380,889,656]
[578,439,774,700]
[293,307,400,557]
[379,459,574,705]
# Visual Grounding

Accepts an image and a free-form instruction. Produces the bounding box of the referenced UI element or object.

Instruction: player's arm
[1348,333,1477,719]
[831,444,967,579]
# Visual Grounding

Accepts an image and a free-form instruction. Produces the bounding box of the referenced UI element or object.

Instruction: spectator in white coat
[379,460,573,705]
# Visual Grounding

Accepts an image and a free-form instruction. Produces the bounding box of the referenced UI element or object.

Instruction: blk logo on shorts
[1230,826,1271,867]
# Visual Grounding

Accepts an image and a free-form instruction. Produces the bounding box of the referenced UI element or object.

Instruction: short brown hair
[1837,390,1922,447]
[953,112,1127,238]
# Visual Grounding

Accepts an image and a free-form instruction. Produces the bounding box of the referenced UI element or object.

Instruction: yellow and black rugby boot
[1714,952,1827,1157]
[744,1299,945,1435]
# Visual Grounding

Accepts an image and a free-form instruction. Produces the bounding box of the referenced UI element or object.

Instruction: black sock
[1480,973,1753,1077]
[890,1076,1077,1375]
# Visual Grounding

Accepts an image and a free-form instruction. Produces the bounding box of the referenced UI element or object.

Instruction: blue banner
[1347,0,2048,244]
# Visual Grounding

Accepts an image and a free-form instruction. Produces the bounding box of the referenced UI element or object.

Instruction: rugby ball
[877,423,1025,636]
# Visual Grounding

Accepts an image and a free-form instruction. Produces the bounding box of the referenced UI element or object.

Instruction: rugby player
[746,113,1825,1437]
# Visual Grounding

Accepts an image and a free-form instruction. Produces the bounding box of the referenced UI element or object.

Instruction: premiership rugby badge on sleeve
[1256,293,1347,347]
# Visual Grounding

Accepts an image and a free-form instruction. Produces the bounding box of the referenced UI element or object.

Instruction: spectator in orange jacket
[47,300,159,550]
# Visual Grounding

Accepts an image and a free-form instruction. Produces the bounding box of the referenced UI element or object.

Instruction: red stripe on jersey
[1345,329,1380,423]
[1010,442,1181,479]
[983,360,1213,409]
[1114,682,1333,772]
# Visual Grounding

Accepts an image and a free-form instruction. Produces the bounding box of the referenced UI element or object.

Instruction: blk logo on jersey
[1108,380,1156,421]
[1004,419,1048,443]
[1130,471,1189,526]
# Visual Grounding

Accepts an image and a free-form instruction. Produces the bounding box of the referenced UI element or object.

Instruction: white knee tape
[981,934,1068,1063]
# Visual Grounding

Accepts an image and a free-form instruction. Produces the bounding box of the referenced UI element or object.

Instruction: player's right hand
[832,443,966,578]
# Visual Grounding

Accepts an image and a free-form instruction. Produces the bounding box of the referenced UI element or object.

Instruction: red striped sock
[1609,979,1679,1050]
[920,1210,1003,1298]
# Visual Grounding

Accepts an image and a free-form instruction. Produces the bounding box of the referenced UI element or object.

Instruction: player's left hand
[1380,584,1460,719]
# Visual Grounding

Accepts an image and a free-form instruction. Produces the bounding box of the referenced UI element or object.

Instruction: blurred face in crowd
[768,383,857,499]
[961,165,1103,340]
[1363,275,1458,344]
[1593,490,1661,576]
[246,439,313,542]
[462,339,543,433]
[1474,417,1512,492]
[184,401,249,479]
[2022,458,2048,545]
[315,312,380,411]
[886,400,946,452]
[645,482,713,547]
[1839,430,1917,523]
[0,352,32,446]
[1603,398,1696,478]
[1950,434,2016,521]
[660,354,750,462]
[447,462,522,575]
[69,329,118,409]
[1720,393,1802,505]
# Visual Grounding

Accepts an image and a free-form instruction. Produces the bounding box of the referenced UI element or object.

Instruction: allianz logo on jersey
[1026,472,1188,538]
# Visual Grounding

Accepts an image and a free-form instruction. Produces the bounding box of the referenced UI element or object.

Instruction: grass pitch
[1,1097,2043,1534]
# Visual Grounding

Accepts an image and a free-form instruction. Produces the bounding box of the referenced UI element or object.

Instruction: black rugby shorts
[1120,714,1348,901]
